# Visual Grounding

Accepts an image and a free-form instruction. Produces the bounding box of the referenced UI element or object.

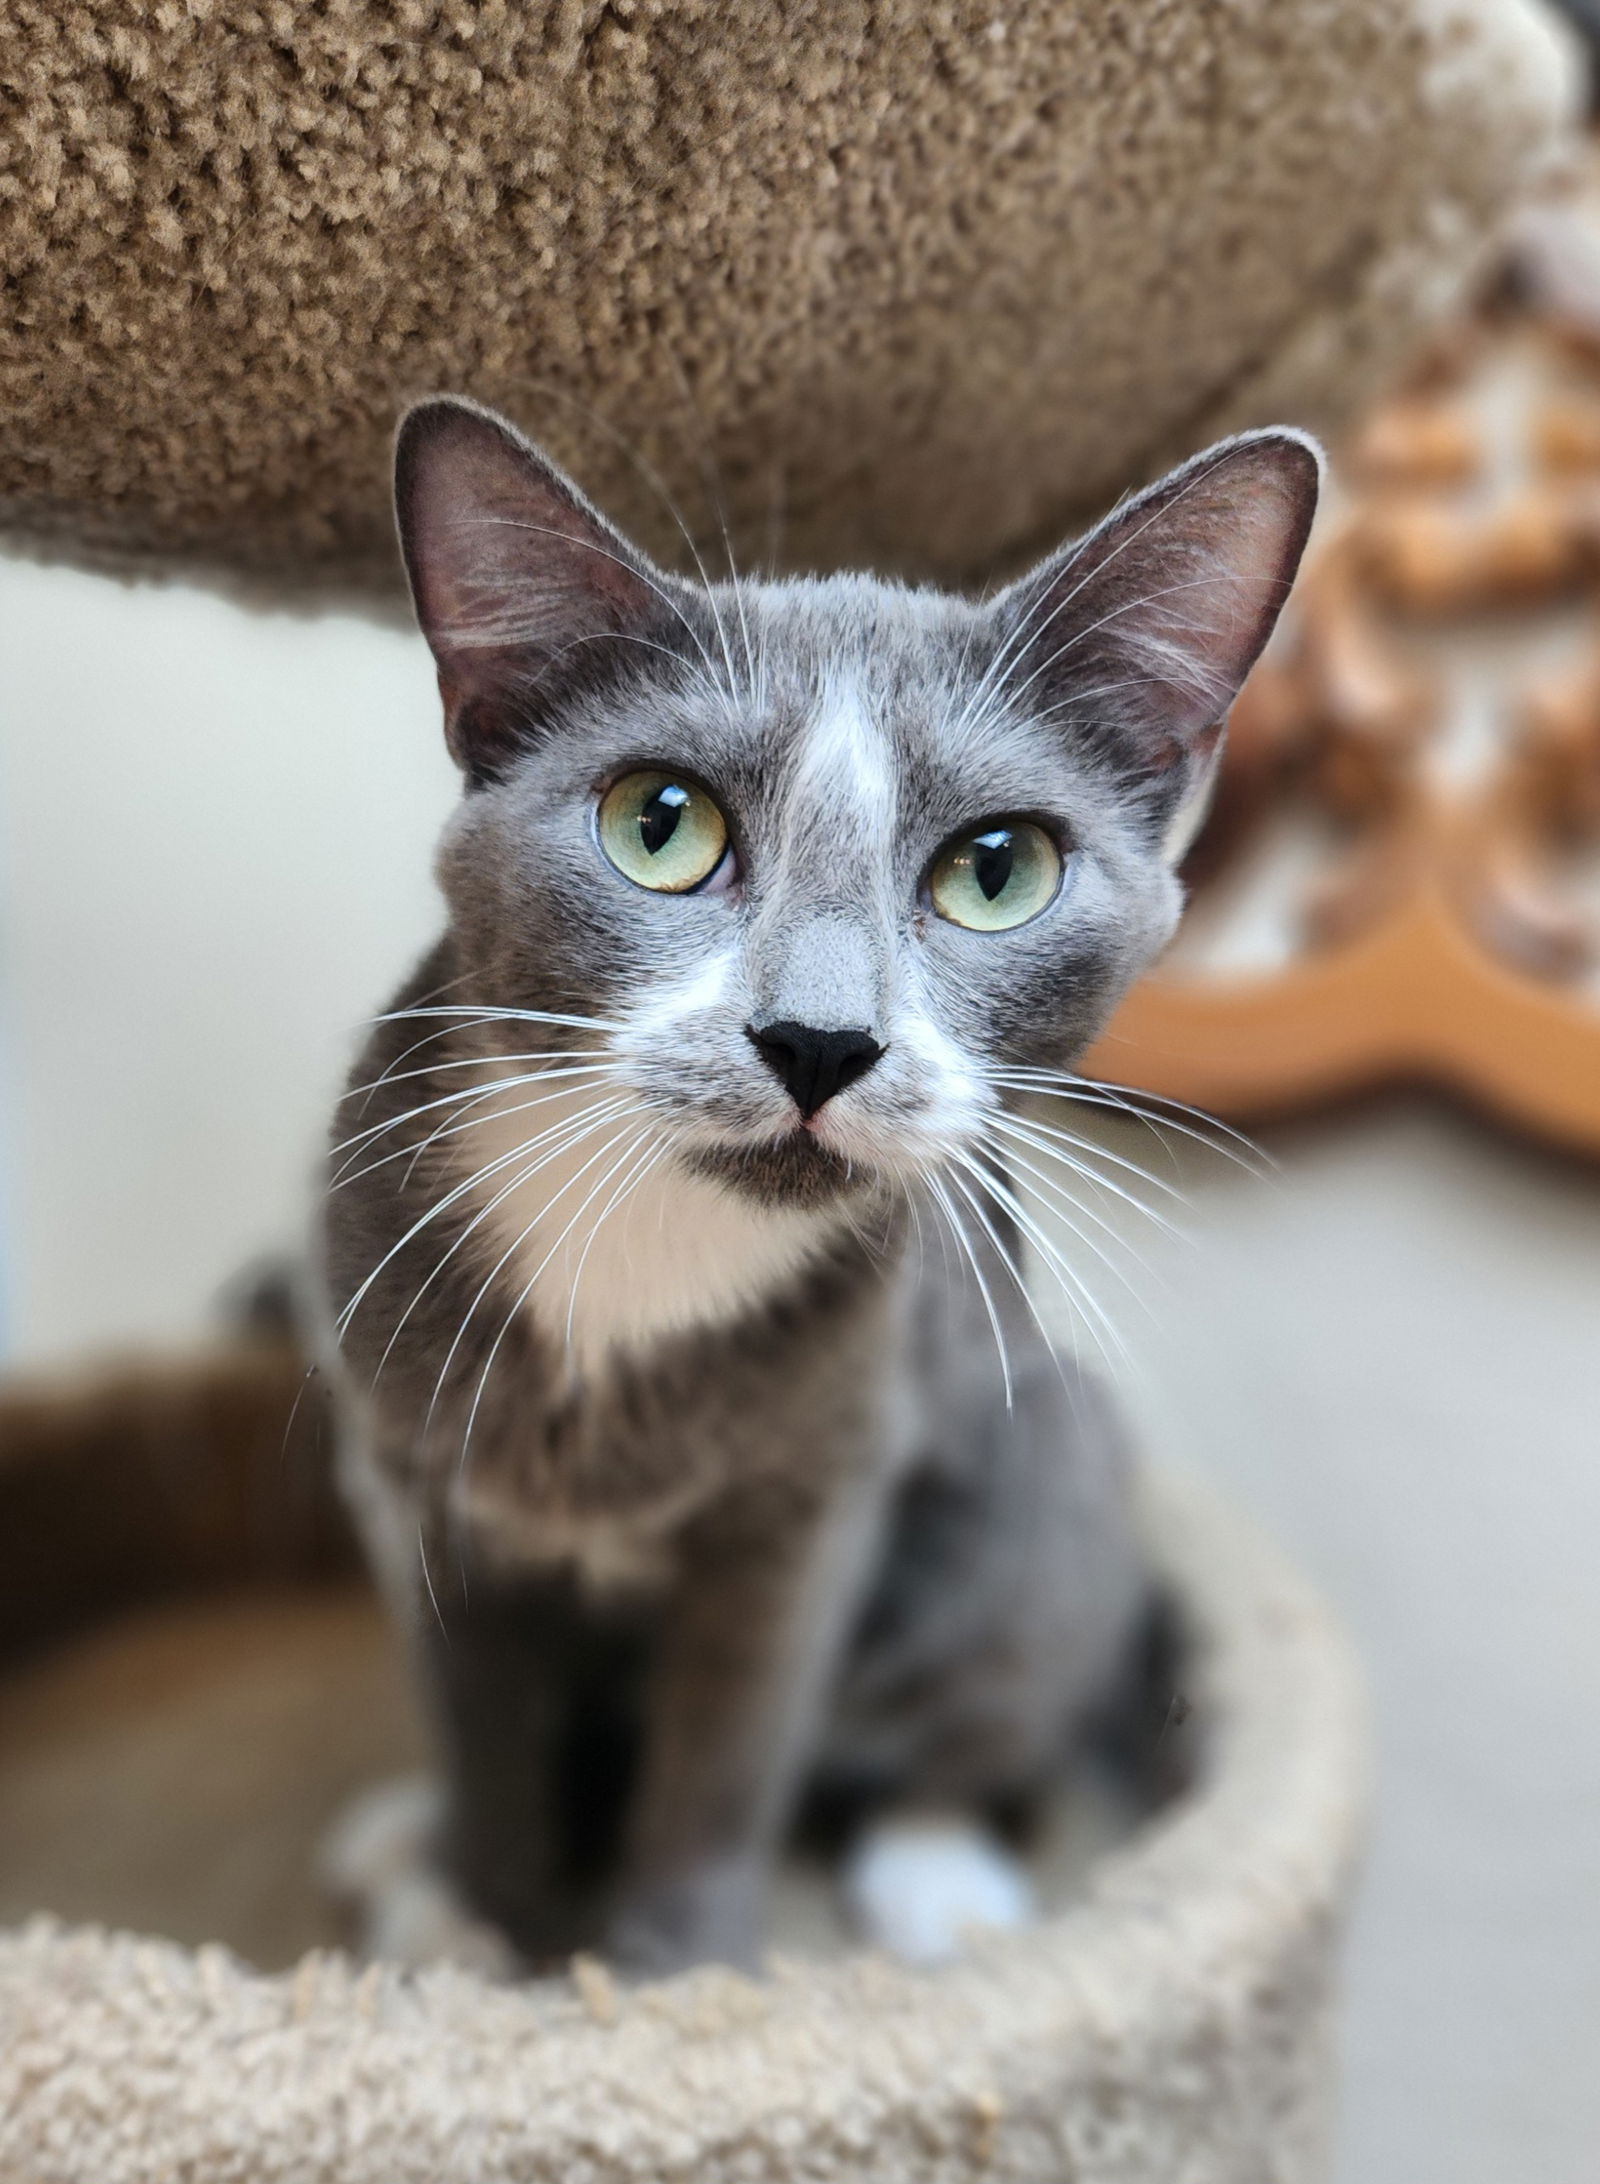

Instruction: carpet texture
[0,1,1577,601]
[0,1464,1367,2184]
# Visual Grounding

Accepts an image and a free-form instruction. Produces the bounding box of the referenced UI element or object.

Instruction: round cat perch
[0,0,1576,600]
[0,1345,1365,2184]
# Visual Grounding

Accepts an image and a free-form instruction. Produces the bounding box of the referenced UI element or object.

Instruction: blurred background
[3,3,1599,2180]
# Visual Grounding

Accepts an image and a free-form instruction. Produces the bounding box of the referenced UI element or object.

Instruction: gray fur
[318,398,1319,1972]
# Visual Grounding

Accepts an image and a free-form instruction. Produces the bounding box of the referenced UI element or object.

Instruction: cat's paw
[842,1814,1036,1965]
[606,1853,765,1977]
[319,1776,516,1978]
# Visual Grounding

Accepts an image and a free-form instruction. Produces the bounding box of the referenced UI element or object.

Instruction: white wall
[0,556,456,1359]
[0,551,1596,2184]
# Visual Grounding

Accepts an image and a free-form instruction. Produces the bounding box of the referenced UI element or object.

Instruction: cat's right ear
[395,397,665,784]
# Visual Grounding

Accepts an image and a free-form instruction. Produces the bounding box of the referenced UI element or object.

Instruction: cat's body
[319,401,1319,1973]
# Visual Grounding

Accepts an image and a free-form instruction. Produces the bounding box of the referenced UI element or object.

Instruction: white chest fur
[460,1079,831,1378]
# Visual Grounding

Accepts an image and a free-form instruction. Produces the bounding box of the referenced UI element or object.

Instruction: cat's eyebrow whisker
[951,671,1144,746]
[531,625,730,714]
[944,498,1169,744]
[919,1167,1014,1413]
[661,351,762,706]
[963,448,1259,729]
[952,445,1268,744]
[503,371,754,712]
[957,670,1200,753]
[998,572,1244,725]
[463,517,733,704]
[373,1096,644,1393]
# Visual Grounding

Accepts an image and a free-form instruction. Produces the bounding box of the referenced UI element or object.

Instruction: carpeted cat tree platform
[0,1343,1366,2184]
[0,2,1579,2177]
[0,0,1579,600]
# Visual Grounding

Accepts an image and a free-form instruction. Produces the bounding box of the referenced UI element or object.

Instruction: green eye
[928,820,1063,931]
[597,770,730,893]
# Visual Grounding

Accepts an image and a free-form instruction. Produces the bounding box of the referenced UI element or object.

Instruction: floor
[1,552,1597,2184]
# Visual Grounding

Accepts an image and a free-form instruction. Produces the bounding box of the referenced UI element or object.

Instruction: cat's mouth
[682,1127,874,1210]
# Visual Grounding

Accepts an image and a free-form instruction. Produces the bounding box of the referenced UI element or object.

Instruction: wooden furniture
[1086,201,1600,1157]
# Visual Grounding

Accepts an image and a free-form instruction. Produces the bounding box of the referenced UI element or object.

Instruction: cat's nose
[746,1020,885,1119]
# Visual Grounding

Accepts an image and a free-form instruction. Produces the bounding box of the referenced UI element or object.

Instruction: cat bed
[0,0,1577,601]
[0,1342,1366,2184]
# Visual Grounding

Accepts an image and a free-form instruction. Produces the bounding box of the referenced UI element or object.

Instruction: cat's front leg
[607,1464,893,1976]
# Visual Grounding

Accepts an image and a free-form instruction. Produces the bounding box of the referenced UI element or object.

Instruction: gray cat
[317,398,1319,1976]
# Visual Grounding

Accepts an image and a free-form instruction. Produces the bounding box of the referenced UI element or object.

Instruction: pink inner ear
[396,402,660,707]
[1016,432,1320,757]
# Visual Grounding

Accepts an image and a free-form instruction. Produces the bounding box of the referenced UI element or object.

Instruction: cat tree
[0,1,1578,2177]
[0,1343,1365,2184]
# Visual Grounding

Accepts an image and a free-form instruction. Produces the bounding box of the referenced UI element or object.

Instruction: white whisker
[985,1110,1187,1237]
[374,1094,641,1387]
[562,1128,674,1354]
[949,1150,1132,1377]
[329,1061,621,1173]
[988,1068,1269,1174]
[921,1167,1013,1412]
[336,1067,627,1192]
[334,1093,634,1340]
[454,1121,657,1471]
[974,1126,1171,1296]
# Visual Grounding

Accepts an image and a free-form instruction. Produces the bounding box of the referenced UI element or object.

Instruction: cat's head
[396,398,1319,1209]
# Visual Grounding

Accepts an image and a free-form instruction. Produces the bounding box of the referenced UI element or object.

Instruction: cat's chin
[684,1130,877,1211]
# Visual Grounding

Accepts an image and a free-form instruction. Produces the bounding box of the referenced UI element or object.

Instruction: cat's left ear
[995,430,1322,862]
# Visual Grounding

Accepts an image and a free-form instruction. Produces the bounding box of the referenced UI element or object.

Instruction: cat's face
[399,401,1319,1209]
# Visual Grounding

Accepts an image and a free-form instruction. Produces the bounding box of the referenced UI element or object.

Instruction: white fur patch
[888,981,994,1152]
[463,1081,827,1377]
[459,947,832,1379]
[843,1815,1036,1964]
[622,945,735,1037]
[321,1777,517,1976]
[798,677,895,829]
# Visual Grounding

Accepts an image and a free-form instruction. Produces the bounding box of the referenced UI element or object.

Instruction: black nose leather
[747,1020,884,1118]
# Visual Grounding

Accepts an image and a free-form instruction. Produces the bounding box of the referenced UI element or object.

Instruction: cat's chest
[457,1080,833,1380]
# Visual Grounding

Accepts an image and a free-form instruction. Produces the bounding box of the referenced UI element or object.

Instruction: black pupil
[971,829,1015,901]
[639,783,689,855]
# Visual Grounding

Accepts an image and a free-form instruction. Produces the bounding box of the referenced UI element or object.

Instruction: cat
[316,396,1320,1976]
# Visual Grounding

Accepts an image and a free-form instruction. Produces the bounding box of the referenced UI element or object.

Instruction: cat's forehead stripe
[795,676,896,830]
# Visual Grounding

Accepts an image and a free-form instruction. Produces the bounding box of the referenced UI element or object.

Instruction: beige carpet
[0,0,1574,597]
